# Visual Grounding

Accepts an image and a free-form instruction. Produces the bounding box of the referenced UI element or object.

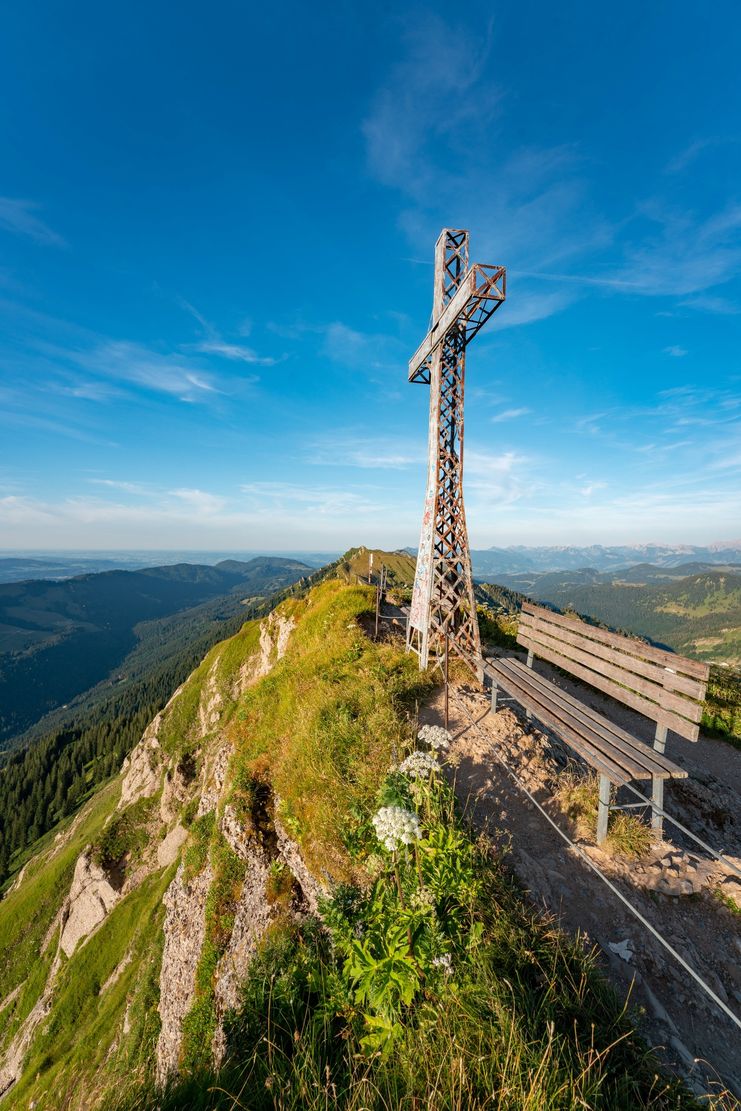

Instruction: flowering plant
[371,805,421,852]
[399,750,439,779]
[417,724,451,752]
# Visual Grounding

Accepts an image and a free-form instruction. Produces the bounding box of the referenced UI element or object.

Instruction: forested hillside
[484,566,741,666]
[0,557,311,744]
[0,560,336,888]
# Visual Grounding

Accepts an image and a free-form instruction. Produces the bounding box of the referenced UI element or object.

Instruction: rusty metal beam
[408,263,506,384]
[407,228,507,672]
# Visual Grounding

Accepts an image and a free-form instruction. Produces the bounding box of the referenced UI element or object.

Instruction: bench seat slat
[486,663,635,785]
[519,633,700,741]
[488,657,682,776]
[487,657,687,783]
[519,621,703,724]
[491,658,656,780]
[521,602,710,681]
[519,611,707,701]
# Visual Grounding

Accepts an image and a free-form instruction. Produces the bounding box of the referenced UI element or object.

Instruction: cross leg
[596,775,611,844]
[651,775,664,838]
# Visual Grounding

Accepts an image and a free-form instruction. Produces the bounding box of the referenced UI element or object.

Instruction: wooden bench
[484,602,710,843]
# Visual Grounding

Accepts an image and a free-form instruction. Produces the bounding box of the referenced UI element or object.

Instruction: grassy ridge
[101,577,701,1108]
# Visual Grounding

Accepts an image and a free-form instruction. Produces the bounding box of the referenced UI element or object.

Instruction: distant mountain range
[469,542,741,576]
[0,550,336,584]
[0,557,312,745]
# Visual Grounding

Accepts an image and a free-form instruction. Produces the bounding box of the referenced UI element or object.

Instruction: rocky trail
[419,670,741,1104]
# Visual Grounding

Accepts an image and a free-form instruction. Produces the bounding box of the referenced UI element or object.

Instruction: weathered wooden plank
[488,661,635,785]
[518,621,703,723]
[518,633,700,741]
[519,610,706,701]
[521,602,709,682]
[492,657,672,780]
[497,658,686,777]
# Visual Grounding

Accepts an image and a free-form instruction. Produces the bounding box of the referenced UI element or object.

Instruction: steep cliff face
[0,595,342,1108]
[0,580,421,1110]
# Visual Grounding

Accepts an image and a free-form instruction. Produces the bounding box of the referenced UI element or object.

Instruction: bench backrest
[517,602,709,741]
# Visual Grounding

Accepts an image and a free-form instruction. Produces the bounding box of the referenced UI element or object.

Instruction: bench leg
[524,651,534,720]
[596,775,611,844]
[651,775,664,838]
[653,723,667,754]
[490,681,498,713]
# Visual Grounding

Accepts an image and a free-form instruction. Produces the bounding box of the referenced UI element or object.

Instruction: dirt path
[420,679,741,1104]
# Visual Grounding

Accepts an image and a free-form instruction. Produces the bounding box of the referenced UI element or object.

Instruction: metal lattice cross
[407,229,506,671]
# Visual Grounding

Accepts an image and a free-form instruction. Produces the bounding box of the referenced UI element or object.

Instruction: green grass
[5,864,173,1110]
[227,580,435,883]
[556,773,653,858]
[180,832,247,1071]
[111,776,704,1111]
[0,780,120,1054]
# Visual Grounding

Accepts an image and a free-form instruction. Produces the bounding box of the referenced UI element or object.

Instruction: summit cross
[407,228,506,671]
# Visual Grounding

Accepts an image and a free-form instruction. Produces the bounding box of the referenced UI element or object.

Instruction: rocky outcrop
[120,719,163,809]
[274,811,329,914]
[211,845,277,1066]
[155,863,213,1085]
[60,853,120,958]
[157,824,188,869]
[236,612,295,693]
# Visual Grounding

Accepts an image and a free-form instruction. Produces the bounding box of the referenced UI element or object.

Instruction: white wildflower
[371,806,421,852]
[417,724,451,752]
[432,953,453,975]
[399,750,439,779]
[410,886,435,910]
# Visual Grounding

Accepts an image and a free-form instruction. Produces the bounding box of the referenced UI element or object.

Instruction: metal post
[596,775,611,844]
[374,582,380,640]
[444,629,449,732]
[491,680,498,713]
[651,775,664,838]
[654,722,667,754]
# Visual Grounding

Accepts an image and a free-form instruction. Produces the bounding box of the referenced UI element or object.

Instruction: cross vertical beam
[407,229,506,671]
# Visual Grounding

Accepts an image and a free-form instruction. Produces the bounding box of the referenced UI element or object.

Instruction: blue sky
[1,1,740,551]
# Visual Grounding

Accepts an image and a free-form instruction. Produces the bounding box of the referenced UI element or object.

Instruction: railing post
[596,775,611,844]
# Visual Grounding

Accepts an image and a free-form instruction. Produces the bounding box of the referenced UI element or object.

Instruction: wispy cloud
[322,322,405,372]
[0,197,65,246]
[307,434,418,469]
[664,136,739,175]
[89,479,151,495]
[58,340,223,402]
[170,488,227,514]
[177,297,278,367]
[615,202,741,297]
[491,407,531,423]
[191,340,276,366]
[663,345,687,357]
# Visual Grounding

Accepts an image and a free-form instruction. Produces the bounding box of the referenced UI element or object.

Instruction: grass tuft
[556,772,653,858]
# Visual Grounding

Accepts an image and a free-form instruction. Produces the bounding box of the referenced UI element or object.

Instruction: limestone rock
[156,863,213,1085]
[157,824,189,869]
[60,853,120,958]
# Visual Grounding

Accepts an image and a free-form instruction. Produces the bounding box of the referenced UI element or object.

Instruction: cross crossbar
[408,263,506,383]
